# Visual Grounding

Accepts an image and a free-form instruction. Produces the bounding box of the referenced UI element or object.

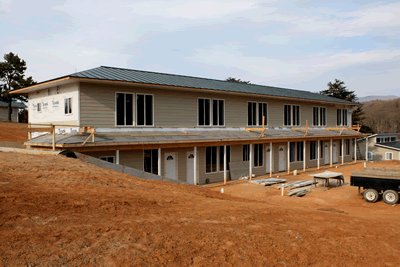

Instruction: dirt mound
[1,152,400,266]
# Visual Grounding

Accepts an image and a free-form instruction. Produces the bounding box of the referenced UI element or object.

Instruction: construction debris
[288,185,313,197]
[276,180,316,189]
[249,178,287,186]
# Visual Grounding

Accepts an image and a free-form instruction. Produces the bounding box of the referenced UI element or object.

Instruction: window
[219,145,231,171]
[137,94,153,126]
[313,107,326,126]
[64,97,72,115]
[391,137,397,142]
[320,140,324,158]
[386,152,393,160]
[368,152,373,161]
[206,146,218,173]
[297,141,304,162]
[310,141,317,160]
[343,109,348,126]
[320,107,326,126]
[144,149,158,174]
[313,107,319,126]
[116,93,134,126]
[289,142,296,163]
[345,139,350,156]
[212,99,225,126]
[376,137,381,143]
[198,98,210,126]
[100,156,114,163]
[337,109,342,126]
[254,144,263,167]
[340,140,343,157]
[248,102,268,126]
[243,144,250,161]
[284,105,300,126]
[37,103,42,112]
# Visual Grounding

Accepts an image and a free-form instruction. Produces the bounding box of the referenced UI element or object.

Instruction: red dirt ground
[1,152,400,266]
[0,122,28,142]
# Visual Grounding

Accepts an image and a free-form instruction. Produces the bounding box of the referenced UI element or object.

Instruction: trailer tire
[383,190,399,205]
[364,189,379,203]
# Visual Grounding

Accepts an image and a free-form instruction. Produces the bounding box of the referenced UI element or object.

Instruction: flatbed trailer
[351,168,400,204]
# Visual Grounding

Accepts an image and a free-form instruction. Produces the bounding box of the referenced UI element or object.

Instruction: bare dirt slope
[0,122,28,142]
[1,152,400,266]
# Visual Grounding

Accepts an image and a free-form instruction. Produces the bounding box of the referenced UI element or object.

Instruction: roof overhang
[374,143,400,152]
[10,76,360,107]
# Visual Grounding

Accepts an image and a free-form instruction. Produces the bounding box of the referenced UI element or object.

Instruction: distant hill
[359,95,399,102]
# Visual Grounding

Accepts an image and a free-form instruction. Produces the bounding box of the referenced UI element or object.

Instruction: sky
[1,0,400,97]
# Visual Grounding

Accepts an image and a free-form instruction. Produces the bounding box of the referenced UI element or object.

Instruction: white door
[279,146,286,172]
[266,148,271,173]
[187,151,195,184]
[165,152,177,180]
[324,145,329,165]
[333,144,338,163]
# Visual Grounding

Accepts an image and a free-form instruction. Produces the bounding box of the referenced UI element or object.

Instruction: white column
[330,139,333,167]
[303,140,306,171]
[354,138,357,163]
[317,140,320,169]
[270,142,273,177]
[116,150,120,165]
[341,139,344,165]
[194,146,197,185]
[365,138,368,162]
[249,144,253,180]
[224,145,227,185]
[158,148,161,176]
[287,141,290,174]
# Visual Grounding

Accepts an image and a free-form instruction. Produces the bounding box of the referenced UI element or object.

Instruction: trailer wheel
[383,190,399,205]
[364,189,379,203]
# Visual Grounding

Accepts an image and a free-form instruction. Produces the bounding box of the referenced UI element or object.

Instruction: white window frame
[243,144,250,161]
[115,92,135,127]
[385,152,393,160]
[64,97,72,115]
[212,99,225,127]
[343,109,348,126]
[136,93,155,127]
[205,146,218,174]
[198,97,212,127]
[37,102,42,113]
[368,152,373,161]
[247,101,268,127]
[99,156,115,163]
[337,109,342,126]
[283,104,300,127]
[143,149,158,174]
[309,140,317,161]
[313,106,327,126]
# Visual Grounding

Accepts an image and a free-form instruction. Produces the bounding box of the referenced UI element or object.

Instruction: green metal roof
[0,101,26,108]
[45,66,357,104]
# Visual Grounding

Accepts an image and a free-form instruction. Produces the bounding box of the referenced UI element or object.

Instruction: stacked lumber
[288,185,313,197]
[276,180,316,189]
[249,178,287,186]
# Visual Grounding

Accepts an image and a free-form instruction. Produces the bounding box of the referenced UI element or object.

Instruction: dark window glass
[320,140,324,158]
[243,144,250,161]
[290,142,296,163]
[340,140,343,156]
[343,109,348,126]
[204,99,210,126]
[254,144,263,167]
[219,100,224,126]
[213,100,218,126]
[258,103,263,126]
[144,150,152,173]
[137,94,145,126]
[226,145,231,170]
[252,102,257,126]
[337,109,342,126]
[310,141,316,160]
[145,95,153,125]
[248,102,252,126]
[64,98,68,114]
[346,139,350,156]
[219,145,231,171]
[116,93,125,126]
[125,94,133,125]
[320,107,326,126]
[206,147,211,173]
[198,98,204,126]
[284,105,291,126]
[152,148,158,174]
[313,107,319,126]
[293,105,300,126]
[211,146,217,172]
[297,141,304,162]
[263,103,268,125]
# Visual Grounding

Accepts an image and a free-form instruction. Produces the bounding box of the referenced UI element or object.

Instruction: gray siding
[0,107,19,122]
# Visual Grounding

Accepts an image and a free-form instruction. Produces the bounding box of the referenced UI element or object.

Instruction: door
[324,145,329,165]
[333,144,338,163]
[279,146,286,172]
[187,151,195,184]
[266,147,271,173]
[165,152,177,180]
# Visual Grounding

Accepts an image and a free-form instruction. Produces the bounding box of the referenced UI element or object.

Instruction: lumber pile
[249,178,287,186]
[276,180,316,189]
[288,185,313,197]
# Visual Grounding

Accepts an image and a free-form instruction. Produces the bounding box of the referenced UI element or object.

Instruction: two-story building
[358,133,400,161]
[10,66,363,185]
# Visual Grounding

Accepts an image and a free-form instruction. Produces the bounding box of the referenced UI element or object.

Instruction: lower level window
[297,141,304,162]
[100,156,114,163]
[386,152,393,160]
[345,139,351,155]
[368,152,373,160]
[219,146,231,171]
[310,141,317,160]
[254,144,263,167]
[243,144,250,161]
[290,142,296,163]
[144,149,158,174]
[206,146,218,173]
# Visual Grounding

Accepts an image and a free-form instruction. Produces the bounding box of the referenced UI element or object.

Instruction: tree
[0,52,36,122]
[226,77,250,84]
[320,79,365,127]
